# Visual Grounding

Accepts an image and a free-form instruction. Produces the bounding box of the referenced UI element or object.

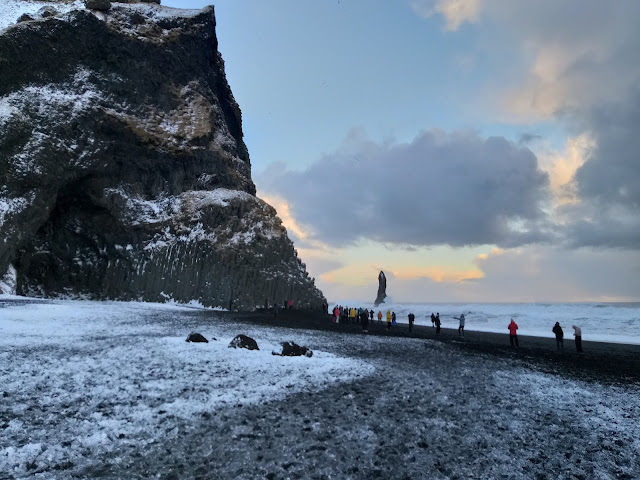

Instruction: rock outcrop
[228,334,259,351]
[186,333,209,343]
[374,271,387,306]
[272,341,313,357]
[0,2,326,310]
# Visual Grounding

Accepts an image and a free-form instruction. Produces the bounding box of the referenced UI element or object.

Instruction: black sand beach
[4,304,639,480]
[234,309,640,385]
[98,308,639,479]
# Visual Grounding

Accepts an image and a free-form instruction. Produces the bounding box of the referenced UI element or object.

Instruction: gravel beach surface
[2,303,639,479]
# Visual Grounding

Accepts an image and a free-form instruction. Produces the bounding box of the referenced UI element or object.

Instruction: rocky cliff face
[0,1,326,310]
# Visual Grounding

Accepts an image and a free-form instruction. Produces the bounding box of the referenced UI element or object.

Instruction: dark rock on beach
[272,341,313,357]
[229,334,259,351]
[186,333,208,343]
[0,2,326,311]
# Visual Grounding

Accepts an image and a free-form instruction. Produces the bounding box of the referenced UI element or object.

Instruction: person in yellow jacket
[386,310,392,330]
[349,308,357,324]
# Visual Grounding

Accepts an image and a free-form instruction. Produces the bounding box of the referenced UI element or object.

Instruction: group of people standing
[508,319,583,352]
[550,321,583,352]
[331,306,404,332]
[330,307,584,352]
[266,298,295,317]
[331,306,376,332]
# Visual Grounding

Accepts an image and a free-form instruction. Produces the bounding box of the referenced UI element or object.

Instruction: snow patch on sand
[0,300,373,476]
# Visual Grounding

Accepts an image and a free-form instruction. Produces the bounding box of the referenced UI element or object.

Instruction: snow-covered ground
[1,299,639,479]
[0,299,373,478]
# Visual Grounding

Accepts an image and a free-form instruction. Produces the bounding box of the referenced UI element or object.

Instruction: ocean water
[331,300,640,345]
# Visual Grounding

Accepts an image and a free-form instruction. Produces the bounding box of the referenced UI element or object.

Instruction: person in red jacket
[508,319,519,348]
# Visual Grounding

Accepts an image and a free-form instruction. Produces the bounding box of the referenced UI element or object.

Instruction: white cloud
[536,133,595,207]
[410,0,480,31]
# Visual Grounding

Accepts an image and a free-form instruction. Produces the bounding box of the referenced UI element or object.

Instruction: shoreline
[2,300,639,478]
[229,309,640,384]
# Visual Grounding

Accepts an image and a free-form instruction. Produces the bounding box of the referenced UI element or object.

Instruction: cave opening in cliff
[15,178,127,297]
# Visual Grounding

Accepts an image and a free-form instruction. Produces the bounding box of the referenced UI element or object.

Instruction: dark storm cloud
[583,91,640,202]
[517,133,542,146]
[490,1,640,250]
[572,91,640,245]
[256,129,550,248]
[553,80,640,249]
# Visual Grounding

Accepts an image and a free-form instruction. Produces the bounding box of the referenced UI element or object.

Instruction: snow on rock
[104,187,283,249]
[0,0,206,34]
[0,192,35,227]
[0,67,105,174]
[103,187,279,245]
[0,264,16,294]
[112,2,205,21]
[0,0,85,33]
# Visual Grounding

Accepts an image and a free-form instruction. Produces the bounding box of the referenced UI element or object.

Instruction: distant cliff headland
[0,1,326,310]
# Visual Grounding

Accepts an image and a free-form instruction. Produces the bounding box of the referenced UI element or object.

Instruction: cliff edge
[0,1,326,310]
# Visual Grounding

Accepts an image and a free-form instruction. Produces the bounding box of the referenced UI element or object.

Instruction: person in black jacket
[361,309,369,333]
[408,313,415,332]
[552,322,564,350]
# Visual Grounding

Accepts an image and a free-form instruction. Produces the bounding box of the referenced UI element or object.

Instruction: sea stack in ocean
[374,271,387,306]
[0,1,326,311]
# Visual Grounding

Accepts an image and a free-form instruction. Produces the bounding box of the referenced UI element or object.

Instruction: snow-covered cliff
[0,1,326,310]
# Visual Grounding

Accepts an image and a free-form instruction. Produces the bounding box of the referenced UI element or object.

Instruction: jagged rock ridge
[0,1,326,310]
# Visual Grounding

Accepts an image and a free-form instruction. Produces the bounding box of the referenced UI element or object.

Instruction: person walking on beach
[435,313,441,336]
[552,322,564,350]
[370,309,374,323]
[455,314,465,337]
[408,313,415,332]
[572,325,583,352]
[333,306,340,323]
[431,313,436,327]
[378,310,383,323]
[386,310,392,330]
[361,309,369,333]
[392,312,397,326]
[508,319,519,347]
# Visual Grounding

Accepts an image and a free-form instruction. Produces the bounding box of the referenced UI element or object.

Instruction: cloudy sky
[164,0,640,303]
